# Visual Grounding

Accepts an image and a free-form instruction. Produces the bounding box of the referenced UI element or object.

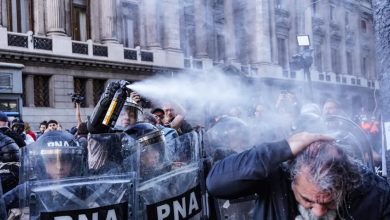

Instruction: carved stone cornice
[0,49,179,74]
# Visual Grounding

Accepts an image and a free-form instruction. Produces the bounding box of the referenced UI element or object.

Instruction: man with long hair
[207,132,390,219]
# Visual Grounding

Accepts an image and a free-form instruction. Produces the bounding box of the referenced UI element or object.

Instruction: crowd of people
[0,86,388,219]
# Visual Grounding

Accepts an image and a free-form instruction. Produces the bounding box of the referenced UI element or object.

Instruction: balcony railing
[1,28,171,68]
[33,36,52,50]
[8,33,28,48]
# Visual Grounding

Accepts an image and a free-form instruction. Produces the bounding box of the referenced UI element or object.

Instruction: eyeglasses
[153,114,164,119]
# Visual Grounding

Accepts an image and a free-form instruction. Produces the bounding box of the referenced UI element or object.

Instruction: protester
[162,102,193,135]
[0,112,25,148]
[24,122,36,141]
[36,121,47,139]
[46,120,58,132]
[3,131,84,214]
[143,112,178,142]
[207,132,390,219]
[151,108,165,126]
[11,119,34,145]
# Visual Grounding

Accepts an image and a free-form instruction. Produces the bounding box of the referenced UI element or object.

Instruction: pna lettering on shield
[54,209,117,220]
[40,202,128,220]
[146,185,202,220]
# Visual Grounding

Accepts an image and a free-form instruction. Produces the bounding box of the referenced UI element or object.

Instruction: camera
[70,93,85,104]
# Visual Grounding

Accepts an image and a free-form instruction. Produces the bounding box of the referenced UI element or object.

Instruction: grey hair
[288,141,363,215]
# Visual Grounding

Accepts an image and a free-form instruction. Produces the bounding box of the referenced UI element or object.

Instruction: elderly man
[206,132,390,219]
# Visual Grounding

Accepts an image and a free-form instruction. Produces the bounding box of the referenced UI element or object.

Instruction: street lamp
[297,35,311,47]
[290,35,314,100]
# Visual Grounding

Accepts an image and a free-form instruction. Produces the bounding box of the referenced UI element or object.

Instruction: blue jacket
[206,140,390,220]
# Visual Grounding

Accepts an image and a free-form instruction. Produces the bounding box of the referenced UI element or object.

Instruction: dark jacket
[0,127,26,148]
[206,140,390,220]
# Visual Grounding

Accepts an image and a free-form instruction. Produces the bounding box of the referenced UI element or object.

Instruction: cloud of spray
[128,68,255,121]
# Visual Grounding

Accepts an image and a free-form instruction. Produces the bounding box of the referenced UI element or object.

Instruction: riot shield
[123,130,205,220]
[20,173,136,220]
[87,133,125,175]
[324,115,375,171]
[19,132,86,184]
[292,114,375,171]
[204,117,256,220]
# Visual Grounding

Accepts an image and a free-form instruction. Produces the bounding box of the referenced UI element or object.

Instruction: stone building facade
[0,0,377,129]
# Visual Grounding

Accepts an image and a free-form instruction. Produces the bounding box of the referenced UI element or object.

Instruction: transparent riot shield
[123,130,205,220]
[87,133,125,175]
[20,173,136,220]
[204,117,257,220]
[325,115,375,171]
[19,132,86,184]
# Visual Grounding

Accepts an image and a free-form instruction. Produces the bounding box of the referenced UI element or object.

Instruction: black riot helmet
[122,122,167,179]
[22,131,85,181]
[206,116,250,156]
[0,132,20,162]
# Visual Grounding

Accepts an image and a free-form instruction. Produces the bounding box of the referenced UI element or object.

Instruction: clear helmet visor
[122,129,167,181]
[22,146,85,182]
[116,102,144,129]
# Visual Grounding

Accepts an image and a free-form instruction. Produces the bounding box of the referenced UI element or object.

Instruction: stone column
[33,0,45,35]
[25,75,35,107]
[0,0,7,27]
[143,0,161,49]
[89,1,101,42]
[194,0,208,57]
[100,0,118,43]
[85,79,94,107]
[246,0,272,65]
[224,0,236,61]
[139,1,146,48]
[163,0,181,51]
[46,0,66,36]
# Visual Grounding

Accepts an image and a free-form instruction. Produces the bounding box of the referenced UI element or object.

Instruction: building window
[331,47,341,74]
[361,56,368,77]
[276,0,282,9]
[121,3,140,48]
[314,45,322,73]
[0,99,18,112]
[157,0,164,48]
[277,38,287,69]
[233,2,248,63]
[330,5,335,21]
[74,77,87,107]
[92,79,106,105]
[312,0,317,14]
[181,1,195,57]
[345,11,349,26]
[6,0,33,33]
[72,1,90,41]
[216,34,225,61]
[22,75,26,107]
[360,20,367,33]
[346,51,353,75]
[34,75,50,107]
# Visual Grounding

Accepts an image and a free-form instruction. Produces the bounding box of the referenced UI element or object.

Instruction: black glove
[88,80,129,134]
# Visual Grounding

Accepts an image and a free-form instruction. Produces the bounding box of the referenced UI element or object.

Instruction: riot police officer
[25,130,85,181]
[122,122,169,181]
[3,130,85,216]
